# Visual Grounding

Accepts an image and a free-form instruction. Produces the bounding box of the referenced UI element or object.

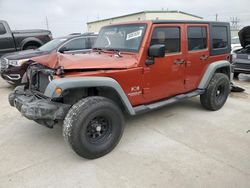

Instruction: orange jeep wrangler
[9,21,232,159]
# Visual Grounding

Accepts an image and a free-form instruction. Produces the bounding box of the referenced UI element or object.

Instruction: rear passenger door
[184,24,209,91]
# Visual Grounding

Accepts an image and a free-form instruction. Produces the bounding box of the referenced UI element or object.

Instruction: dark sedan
[0,33,97,85]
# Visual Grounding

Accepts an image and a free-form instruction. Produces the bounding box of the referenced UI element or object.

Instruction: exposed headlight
[8,59,29,67]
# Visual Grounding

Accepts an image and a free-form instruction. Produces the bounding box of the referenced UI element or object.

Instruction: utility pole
[230,17,240,30]
[45,16,49,30]
[215,13,218,21]
[230,17,240,37]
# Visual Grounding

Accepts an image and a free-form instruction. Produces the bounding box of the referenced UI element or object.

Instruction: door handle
[200,55,209,60]
[174,59,185,65]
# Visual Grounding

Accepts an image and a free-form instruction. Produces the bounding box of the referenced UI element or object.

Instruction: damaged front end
[9,64,70,128]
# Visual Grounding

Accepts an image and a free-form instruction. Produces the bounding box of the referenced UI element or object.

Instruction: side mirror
[148,44,165,58]
[59,46,68,53]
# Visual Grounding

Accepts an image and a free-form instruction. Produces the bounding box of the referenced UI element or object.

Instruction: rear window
[212,26,228,49]
[0,23,6,35]
[188,26,207,51]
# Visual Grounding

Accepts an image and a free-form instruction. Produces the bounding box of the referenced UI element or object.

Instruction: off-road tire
[200,73,230,111]
[63,96,124,159]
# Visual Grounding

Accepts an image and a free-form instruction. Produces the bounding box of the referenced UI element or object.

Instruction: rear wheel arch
[198,60,231,89]
[215,66,231,79]
[22,41,41,50]
[21,38,43,50]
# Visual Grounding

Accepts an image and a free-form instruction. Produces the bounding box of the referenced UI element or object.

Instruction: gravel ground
[0,75,250,188]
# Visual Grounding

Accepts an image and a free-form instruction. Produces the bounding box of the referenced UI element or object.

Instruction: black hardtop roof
[152,20,230,25]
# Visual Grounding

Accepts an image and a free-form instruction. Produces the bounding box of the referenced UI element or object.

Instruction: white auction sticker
[126,30,142,40]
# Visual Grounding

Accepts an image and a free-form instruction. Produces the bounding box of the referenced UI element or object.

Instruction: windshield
[94,24,147,52]
[39,38,68,51]
[231,37,240,44]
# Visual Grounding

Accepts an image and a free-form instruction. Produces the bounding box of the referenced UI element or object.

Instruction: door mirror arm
[146,58,155,66]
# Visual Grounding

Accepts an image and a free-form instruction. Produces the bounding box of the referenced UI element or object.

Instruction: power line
[230,17,240,31]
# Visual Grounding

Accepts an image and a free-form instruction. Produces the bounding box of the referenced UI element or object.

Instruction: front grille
[37,71,51,93]
[0,58,8,72]
[28,65,53,94]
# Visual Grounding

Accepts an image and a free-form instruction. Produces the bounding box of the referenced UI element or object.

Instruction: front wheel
[200,73,230,111]
[63,96,124,159]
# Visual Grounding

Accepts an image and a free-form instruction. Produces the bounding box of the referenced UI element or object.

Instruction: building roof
[87,10,203,24]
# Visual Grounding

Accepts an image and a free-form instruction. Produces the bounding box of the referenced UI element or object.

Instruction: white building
[87,10,203,33]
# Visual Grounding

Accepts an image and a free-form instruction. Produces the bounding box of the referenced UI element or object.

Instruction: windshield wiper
[92,47,104,54]
[106,48,122,57]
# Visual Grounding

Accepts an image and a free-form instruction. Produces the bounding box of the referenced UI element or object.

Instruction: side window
[0,23,6,35]
[62,38,87,51]
[212,26,228,49]
[150,27,180,53]
[89,37,97,48]
[188,26,207,51]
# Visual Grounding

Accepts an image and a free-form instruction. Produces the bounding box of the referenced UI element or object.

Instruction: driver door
[143,24,186,102]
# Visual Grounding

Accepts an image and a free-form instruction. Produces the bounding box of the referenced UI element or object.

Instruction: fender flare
[44,77,136,115]
[20,37,43,50]
[198,60,231,89]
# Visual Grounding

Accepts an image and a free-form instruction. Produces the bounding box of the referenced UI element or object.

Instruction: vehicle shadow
[0,78,16,91]
[125,97,204,125]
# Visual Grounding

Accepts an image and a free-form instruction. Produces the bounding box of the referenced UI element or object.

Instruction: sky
[0,0,250,37]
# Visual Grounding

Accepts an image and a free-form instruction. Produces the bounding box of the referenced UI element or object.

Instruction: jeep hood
[238,26,250,48]
[31,52,138,70]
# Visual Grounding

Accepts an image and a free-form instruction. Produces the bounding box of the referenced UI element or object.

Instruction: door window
[188,26,207,51]
[0,23,6,35]
[89,37,97,48]
[150,27,180,53]
[62,38,88,51]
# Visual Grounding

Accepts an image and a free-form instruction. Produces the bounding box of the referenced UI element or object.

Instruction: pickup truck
[0,20,52,56]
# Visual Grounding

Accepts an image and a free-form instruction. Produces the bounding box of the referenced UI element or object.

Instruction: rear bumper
[9,86,70,121]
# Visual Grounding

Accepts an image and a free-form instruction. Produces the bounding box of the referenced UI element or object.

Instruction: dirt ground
[0,75,250,188]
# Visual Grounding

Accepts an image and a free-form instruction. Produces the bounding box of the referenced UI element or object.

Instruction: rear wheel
[63,96,124,159]
[200,73,230,111]
[24,45,39,50]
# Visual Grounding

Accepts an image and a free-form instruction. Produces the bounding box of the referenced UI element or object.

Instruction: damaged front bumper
[9,86,70,126]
